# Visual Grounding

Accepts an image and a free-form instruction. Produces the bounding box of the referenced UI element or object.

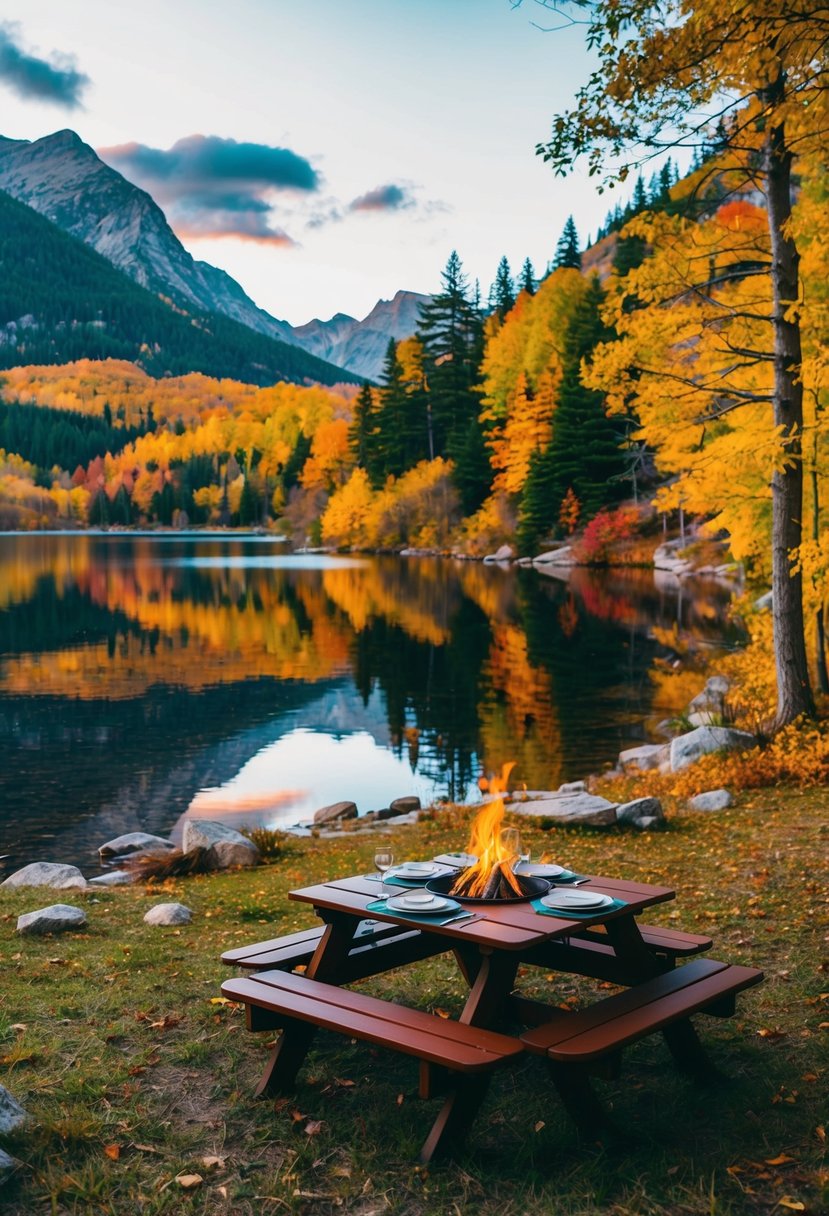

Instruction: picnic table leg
[459,949,520,1029]
[548,1061,613,1137]
[604,914,717,1079]
[418,1074,492,1163]
[253,914,360,1097]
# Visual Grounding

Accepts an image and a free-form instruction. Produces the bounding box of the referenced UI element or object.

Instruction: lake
[0,534,740,875]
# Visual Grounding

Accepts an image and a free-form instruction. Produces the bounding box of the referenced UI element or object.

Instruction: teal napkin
[365,897,465,926]
[531,896,627,919]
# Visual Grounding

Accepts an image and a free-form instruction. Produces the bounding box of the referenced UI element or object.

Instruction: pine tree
[553,216,581,270]
[349,382,380,484]
[374,340,410,480]
[545,275,626,519]
[520,257,536,295]
[491,255,515,319]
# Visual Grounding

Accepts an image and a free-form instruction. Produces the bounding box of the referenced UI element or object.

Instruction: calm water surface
[0,534,741,873]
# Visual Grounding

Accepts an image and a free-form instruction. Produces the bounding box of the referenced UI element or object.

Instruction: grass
[0,788,827,1215]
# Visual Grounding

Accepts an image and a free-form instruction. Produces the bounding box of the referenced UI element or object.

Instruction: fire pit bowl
[425,872,550,905]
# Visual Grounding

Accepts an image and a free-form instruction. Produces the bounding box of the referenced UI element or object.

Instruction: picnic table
[222,868,762,1162]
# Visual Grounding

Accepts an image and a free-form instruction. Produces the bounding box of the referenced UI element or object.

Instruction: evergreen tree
[374,340,411,480]
[520,257,536,295]
[238,475,260,526]
[491,255,515,319]
[545,276,626,519]
[517,445,556,553]
[348,382,381,484]
[553,216,581,270]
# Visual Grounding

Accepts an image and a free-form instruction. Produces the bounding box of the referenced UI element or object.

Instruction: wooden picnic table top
[289,871,675,952]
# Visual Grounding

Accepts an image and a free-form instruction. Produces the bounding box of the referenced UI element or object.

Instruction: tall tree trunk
[765,115,815,726]
[812,468,829,694]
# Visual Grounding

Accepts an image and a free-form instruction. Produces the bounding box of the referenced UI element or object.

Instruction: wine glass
[374,848,394,900]
[499,827,521,870]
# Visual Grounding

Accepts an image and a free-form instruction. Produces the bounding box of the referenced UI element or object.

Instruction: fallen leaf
[290,1109,308,1124]
[10,1024,26,1033]
[132,1143,162,1154]
[209,997,232,1006]
[435,1008,450,1019]
[534,1120,545,1133]
[176,1174,203,1189]
[777,1200,805,1212]
[765,1154,795,1166]
[396,1093,404,1106]
[201,1155,225,1170]
[816,1125,826,1143]
[103,1144,120,1161]
[305,1120,324,1136]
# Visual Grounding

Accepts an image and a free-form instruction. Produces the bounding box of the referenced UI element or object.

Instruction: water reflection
[0,535,741,870]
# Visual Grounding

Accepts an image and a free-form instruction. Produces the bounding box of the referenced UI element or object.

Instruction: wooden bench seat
[222,968,524,1162]
[521,958,763,1064]
[222,922,713,977]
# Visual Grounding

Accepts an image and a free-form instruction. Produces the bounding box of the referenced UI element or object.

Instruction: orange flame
[452,762,524,899]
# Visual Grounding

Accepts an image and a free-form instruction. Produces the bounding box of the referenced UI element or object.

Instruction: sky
[0,0,626,325]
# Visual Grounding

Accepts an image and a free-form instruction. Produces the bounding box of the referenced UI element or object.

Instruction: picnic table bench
[221,870,762,1162]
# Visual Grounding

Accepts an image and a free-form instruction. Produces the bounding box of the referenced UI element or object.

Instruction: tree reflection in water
[0,536,742,869]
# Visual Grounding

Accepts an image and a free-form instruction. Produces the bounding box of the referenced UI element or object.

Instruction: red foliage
[574,506,637,564]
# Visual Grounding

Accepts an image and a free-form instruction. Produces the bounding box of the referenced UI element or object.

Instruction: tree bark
[764,113,815,726]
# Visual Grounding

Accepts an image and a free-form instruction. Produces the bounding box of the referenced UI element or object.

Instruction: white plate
[433,852,477,869]
[395,861,438,875]
[540,890,614,911]
[517,862,566,878]
[387,893,451,915]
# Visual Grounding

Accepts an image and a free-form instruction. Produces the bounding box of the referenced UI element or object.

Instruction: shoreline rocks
[181,820,259,869]
[17,904,87,935]
[2,862,87,891]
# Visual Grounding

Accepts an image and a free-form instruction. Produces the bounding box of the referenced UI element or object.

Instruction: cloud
[99,134,319,245]
[0,22,89,108]
[348,183,415,213]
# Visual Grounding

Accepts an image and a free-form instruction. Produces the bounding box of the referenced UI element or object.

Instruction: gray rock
[517,792,618,828]
[616,796,664,825]
[533,546,574,566]
[143,902,192,926]
[688,789,733,812]
[2,862,87,890]
[0,1147,21,1185]
[98,832,174,858]
[670,726,757,772]
[181,819,259,868]
[0,1085,29,1133]
[635,816,662,831]
[618,743,668,773]
[557,780,587,794]
[88,869,133,887]
[17,904,87,936]
[312,800,358,826]
[389,795,421,815]
[689,675,730,713]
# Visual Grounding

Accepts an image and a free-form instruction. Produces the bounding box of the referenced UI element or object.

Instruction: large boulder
[98,832,174,858]
[17,904,87,936]
[0,1085,28,1133]
[688,675,730,714]
[144,902,192,926]
[483,544,514,564]
[670,726,757,772]
[617,796,665,826]
[533,546,574,566]
[557,780,587,794]
[0,1148,21,1185]
[389,796,421,815]
[517,792,618,828]
[313,800,358,826]
[618,743,668,773]
[88,869,133,887]
[181,819,259,869]
[688,789,733,812]
[2,862,86,890]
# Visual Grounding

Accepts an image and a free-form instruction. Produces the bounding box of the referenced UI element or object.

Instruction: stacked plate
[388,861,446,882]
[540,889,614,912]
[515,862,567,879]
[386,891,458,916]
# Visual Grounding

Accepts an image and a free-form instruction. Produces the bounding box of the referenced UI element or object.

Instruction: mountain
[0,187,355,386]
[294,290,431,381]
[0,130,430,381]
[0,130,297,345]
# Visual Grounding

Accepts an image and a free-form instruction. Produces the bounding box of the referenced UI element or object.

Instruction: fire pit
[428,761,551,904]
[426,871,550,905]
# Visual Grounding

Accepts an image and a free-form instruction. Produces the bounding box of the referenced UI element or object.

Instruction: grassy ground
[1,789,827,1216]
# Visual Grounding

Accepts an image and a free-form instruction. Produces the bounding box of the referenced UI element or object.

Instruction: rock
[533,546,574,566]
[181,819,260,869]
[389,796,421,815]
[98,832,174,858]
[687,710,719,727]
[88,870,133,887]
[557,780,587,794]
[2,862,87,890]
[0,1085,29,1133]
[670,726,757,772]
[143,902,192,926]
[517,792,618,828]
[689,675,730,713]
[635,816,662,831]
[616,796,664,825]
[618,743,669,773]
[312,800,358,826]
[688,789,733,812]
[0,1148,21,1185]
[17,904,87,935]
[754,590,773,611]
[483,544,514,564]
[376,811,420,826]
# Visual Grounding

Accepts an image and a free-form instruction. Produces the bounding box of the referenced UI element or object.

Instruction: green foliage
[0,398,145,473]
[553,215,581,270]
